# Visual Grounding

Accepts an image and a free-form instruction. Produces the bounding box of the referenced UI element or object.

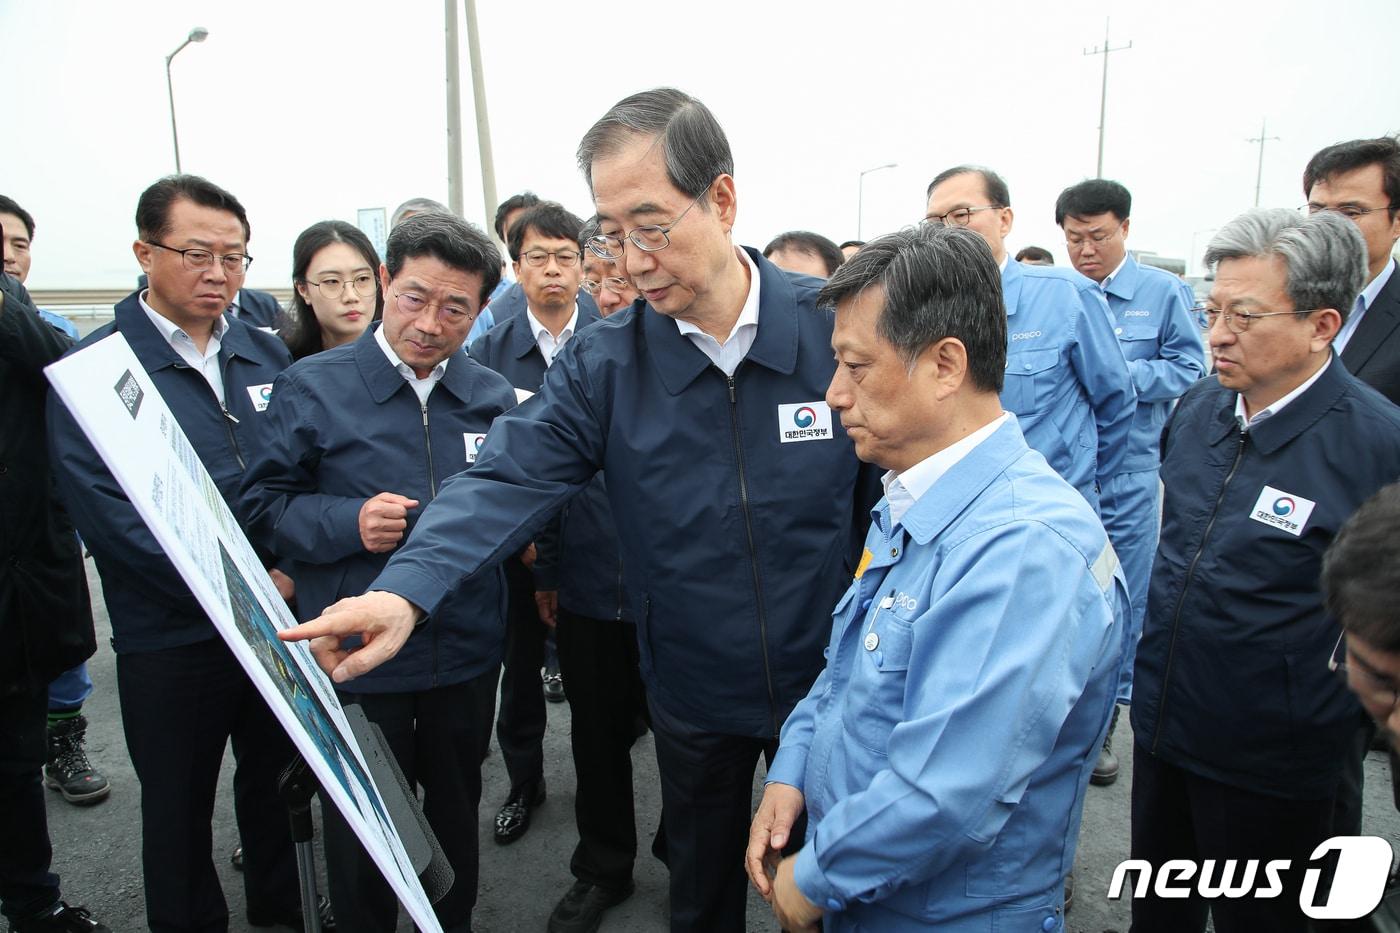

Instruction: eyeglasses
[306,273,376,298]
[923,205,1002,228]
[579,276,634,297]
[1192,305,1315,334]
[1065,227,1123,249]
[1330,632,1400,713]
[586,186,711,261]
[1303,203,1397,221]
[391,289,476,323]
[147,241,252,274]
[520,248,582,268]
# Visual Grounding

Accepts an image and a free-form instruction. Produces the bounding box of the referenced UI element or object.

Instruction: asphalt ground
[44,558,1400,932]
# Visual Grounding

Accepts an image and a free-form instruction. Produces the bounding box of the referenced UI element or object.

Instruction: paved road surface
[45,560,1400,932]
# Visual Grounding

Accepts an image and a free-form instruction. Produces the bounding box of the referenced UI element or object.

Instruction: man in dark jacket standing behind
[0,268,106,932]
[1129,208,1400,933]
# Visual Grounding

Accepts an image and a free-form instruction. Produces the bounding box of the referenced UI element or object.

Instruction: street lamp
[857,163,897,240]
[165,27,209,173]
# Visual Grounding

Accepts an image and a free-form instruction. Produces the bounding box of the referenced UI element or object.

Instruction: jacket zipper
[726,371,780,737]
[1152,430,1248,753]
[421,401,439,684]
[172,359,246,470]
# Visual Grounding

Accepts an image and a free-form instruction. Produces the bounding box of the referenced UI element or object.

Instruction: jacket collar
[115,290,275,372]
[1103,254,1141,302]
[1206,353,1352,454]
[647,246,800,395]
[886,417,1031,546]
[1001,256,1025,318]
[1341,265,1400,372]
[503,298,603,361]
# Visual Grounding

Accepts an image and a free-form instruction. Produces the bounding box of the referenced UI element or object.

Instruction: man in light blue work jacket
[746,224,1128,933]
[1056,179,1205,783]
[924,167,1136,522]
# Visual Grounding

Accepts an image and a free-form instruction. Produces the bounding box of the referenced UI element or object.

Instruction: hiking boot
[45,715,111,805]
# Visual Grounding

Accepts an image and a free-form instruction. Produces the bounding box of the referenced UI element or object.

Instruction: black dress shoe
[546,879,634,933]
[494,779,546,844]
[248,894,336,931]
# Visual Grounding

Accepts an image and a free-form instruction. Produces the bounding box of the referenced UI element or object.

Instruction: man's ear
[133,239,154,274]
[1311,307,1342,350]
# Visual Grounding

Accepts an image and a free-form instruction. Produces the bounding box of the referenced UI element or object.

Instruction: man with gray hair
[745,224,1127,932]
[278,87,875,932]
[1128,209,1400,933]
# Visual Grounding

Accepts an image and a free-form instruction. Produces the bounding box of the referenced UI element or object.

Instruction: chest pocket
[1000,347,1060,415]
[842,609,916,753]
[1114,322,1159,362]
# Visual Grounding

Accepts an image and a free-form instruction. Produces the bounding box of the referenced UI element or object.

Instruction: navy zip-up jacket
[47,292,291,654]
[1131,358,1400,798]
[469,301,627,620]
[374,248,874,738]
[239,326,516,693]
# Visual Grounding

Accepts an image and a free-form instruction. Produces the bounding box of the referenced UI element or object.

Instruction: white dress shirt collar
[881,413,1010,527]
[374,322,448,405]
[1234,355,1331,431]
[526,304,580,367]
[139,289,228,403]
[1100,254,1130,292]
[675,247,761,377]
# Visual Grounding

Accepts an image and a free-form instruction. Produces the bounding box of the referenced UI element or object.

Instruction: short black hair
[763,230,844,276]
[0,195,35,239]
[1304,136,1400,219]
[507,203,585,263]
[1323,482,1400,652]
[818,224,1006,393]
[1015,246,1054,265]
[135,174,251,243]
[839,240,865,251]
[1055,179,1132,226]
[386,212,502,305]
[494,192,542,241]
[925,166,1011,208]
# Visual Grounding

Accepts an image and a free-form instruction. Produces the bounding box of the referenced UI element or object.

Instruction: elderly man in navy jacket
[280,87,876,933]
[47,176,304,933]
[241,212,514,933]
[1129,209,1400,933]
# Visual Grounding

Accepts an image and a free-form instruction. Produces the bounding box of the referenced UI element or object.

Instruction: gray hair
[817,224,1007,392]
[1204,209,1367,322]
[386,211,501,305]
[576,88,733,200]
[390,197,450,229]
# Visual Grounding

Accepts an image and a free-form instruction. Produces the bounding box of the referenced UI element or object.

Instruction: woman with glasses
[281,221,383,360]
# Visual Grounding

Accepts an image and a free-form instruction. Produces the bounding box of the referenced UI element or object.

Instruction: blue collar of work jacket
[354,323,478,406]
[642,246,803,395]
[1201,352,1350,456]
[505,298,600,365]
[872,418,1030,549]
[115,293,280,375]
[1102,254,1145,303]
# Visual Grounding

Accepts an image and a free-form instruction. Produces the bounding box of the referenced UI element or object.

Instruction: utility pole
[464,0,499,235]
[857,163,897,240]
[1247,119,1280,208]
[444,0,464,216]
[1083,18,1131,179]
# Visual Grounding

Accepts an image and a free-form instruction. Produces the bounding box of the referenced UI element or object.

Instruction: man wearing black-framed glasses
[282,87,878,933]
[47,175,309,931]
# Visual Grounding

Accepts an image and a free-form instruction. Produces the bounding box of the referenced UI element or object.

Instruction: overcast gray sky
[5,0,1398,291]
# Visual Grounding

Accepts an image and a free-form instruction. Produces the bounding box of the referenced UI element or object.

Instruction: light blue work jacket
[1101,255,1205,472]
[767,418,1127,932]
[999,260,1136,512]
